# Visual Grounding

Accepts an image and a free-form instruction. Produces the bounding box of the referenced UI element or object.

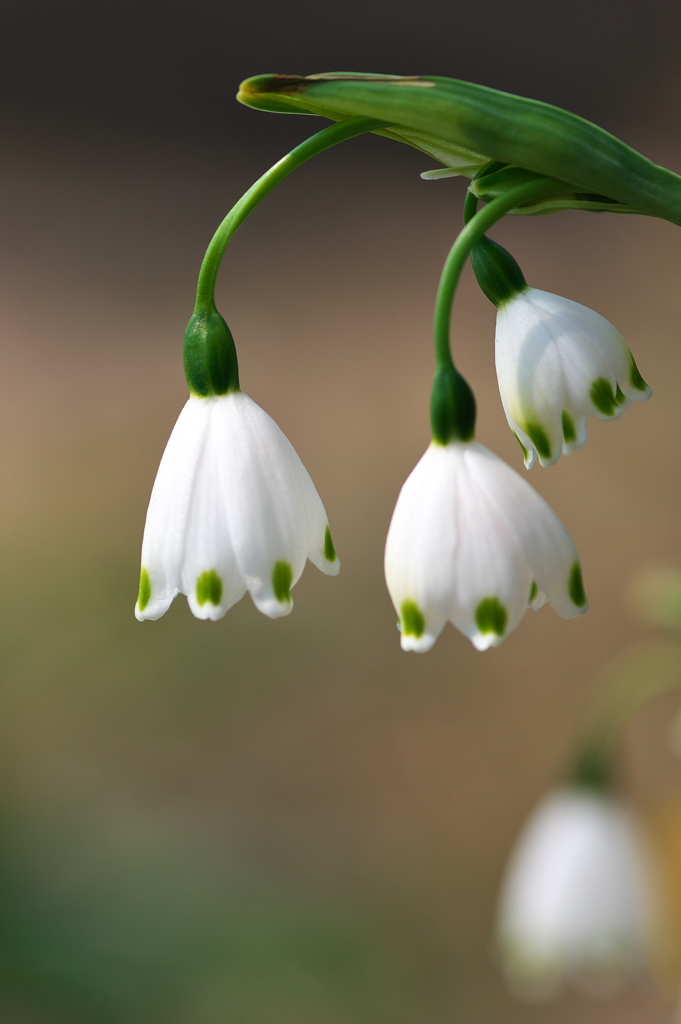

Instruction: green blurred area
[1,94,681,1024]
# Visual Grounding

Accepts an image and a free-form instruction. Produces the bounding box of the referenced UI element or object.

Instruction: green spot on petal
[196,569,223,606]
[272,561,293,603]
[561,410,576,444]
[590,377,617,416]
[137,568,151,611]
[475,597,508,636]
[629,353,649,392]
[523,422,552,461]
[401,600,425,638]
[568,561,587,608]
[528,580,538,605]
[615,385,627,406]
[324,525,337,562]
[514,433,530,461]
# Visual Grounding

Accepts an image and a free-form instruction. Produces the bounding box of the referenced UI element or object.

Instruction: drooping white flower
[496,788,661,998]
[495,288,652,468]
[135,392,339,622]
[383,439,587,652]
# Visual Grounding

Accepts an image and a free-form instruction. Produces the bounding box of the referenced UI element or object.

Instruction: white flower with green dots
[469,236,652,468]
[384,435,588,652]
[135,311,339,622]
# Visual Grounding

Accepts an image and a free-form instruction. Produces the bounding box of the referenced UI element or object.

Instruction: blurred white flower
[495,288,652,468]
[383,440,587,652]
[135,392,339,622]
[496,788,661,998]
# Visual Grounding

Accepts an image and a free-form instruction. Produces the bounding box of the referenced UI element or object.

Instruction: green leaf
[237,73,681,225]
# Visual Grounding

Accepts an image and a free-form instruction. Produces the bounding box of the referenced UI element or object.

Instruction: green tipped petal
[401,600,425,638]
[137,568,152,611]
[196,570,223,606]
[561,411,576,444]
[568,562,587,608]
[589,378,618,417]
[475,597,508,637]
[272,561,293,604]
[629,353,650,393]
[324,525,337,562]
[524,422,552,462]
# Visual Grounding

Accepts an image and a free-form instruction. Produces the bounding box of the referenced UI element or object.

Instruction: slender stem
[432,177,561,369]
[462,187,480,225]
[572,638,681,786]
[194,116,389,313]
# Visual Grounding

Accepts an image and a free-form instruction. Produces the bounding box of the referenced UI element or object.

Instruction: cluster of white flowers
[136,286,649,649]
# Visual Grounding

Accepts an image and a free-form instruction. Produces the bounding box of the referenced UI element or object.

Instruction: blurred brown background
[1,0,681,1020]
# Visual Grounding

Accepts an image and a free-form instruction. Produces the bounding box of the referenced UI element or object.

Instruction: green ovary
[400,600,425,638]
[475,597,508,636]
[196,570,223,606]
[272,561,293,603]
[137,568,152,610]
[528,580,538,604]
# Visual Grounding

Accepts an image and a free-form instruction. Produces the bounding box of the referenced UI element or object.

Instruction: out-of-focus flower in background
[495,289,652,469]
[495,787,663,998]
[383,440,588,652]
[136,392,340,622]
[627,565,681,633]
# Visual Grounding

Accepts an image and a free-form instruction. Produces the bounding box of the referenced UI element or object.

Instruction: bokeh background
[2,1,681,1020]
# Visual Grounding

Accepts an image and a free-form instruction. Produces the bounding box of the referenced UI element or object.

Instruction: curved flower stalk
[496,788,662,998]
[136,392,339,622]
[495,288,652,468]
[384,439,588,652]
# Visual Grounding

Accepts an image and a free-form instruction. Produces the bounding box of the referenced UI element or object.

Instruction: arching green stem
[571,639,681,789]
[463,187,480,226]
[432,177,562,371]
[194,116,389,313]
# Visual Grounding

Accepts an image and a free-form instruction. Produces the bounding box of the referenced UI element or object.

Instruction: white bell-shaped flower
[135,392,340,622]
[384,440,587,652]
[495,288,652,468]
[496,789,661,998]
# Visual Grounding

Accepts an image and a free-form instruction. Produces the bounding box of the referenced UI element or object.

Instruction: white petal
[213,393,333,618]
[384,444,455,651]
[447,445,532,648]
[532,290,631,378]
[496,295,565,467]
[136,398,209,620]
[524,290,624,420]
[180,403,247,620]
[468,445,588,618]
